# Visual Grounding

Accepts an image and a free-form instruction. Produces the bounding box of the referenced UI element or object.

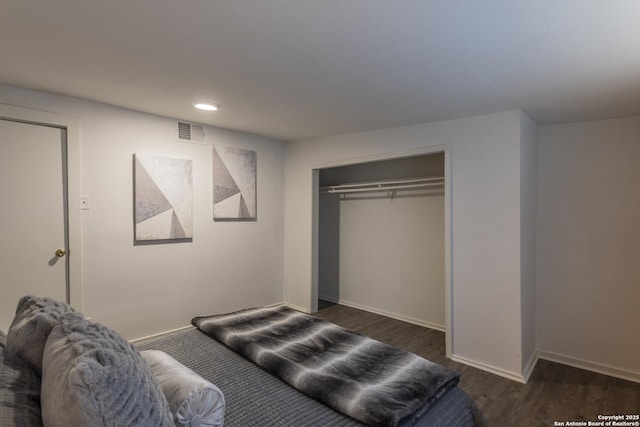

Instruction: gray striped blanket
[192,306,460,427]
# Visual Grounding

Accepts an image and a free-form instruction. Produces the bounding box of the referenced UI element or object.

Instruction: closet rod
[326,182,442,194]
[320,176,444,194]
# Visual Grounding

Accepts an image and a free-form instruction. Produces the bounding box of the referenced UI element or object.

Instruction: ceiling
[1,1,640,142]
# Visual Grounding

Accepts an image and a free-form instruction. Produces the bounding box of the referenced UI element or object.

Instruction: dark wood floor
[313,301,640,427]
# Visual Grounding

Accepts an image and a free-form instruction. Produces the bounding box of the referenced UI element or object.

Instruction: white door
[0,118,68,331]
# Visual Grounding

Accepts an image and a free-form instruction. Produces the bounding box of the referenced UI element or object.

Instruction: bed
[136,306,487,427]
[1,295,486,426]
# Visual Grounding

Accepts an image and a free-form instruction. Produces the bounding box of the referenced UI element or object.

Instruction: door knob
[55,249,66,257]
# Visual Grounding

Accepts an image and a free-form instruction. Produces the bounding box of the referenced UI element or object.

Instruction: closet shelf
[320,176,444,195]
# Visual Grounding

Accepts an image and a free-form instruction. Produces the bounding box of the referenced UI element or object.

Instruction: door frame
[311,143,452,358]
[0,103,81,310]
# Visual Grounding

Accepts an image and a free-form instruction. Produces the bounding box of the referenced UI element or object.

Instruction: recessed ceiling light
[194,103,219,111]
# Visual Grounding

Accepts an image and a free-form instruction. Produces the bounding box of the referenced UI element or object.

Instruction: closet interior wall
[318,153,446,330]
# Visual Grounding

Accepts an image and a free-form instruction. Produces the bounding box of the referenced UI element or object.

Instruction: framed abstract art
[212,146,257,220]
[133,154,193,243]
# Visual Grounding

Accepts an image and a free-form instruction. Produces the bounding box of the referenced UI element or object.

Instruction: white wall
[5,82,637,382]
[0,84,286,340]
[285,111,530,379]
[336,193,445,329]
[537,116,640,381]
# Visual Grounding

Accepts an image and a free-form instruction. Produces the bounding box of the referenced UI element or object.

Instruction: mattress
[135,327,486,427]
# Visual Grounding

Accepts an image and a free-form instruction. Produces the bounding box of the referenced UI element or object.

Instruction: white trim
[319,296,446,332]
[443,146,452,358]
[522,351,539,383]
[537,350,640,384]
[129,324,194,344]
[451,354,527,384]
[317,295,339,304]
[131,301,290,343]
[310,168,319,313]
[284,302,311,314]
[0,103,82,312]
[310,143,453,357]
[311,145,449,170]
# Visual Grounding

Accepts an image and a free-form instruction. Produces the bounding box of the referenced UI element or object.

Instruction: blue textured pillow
[0,345,43,427]
[5,295,75,376]
[40,312,174,427]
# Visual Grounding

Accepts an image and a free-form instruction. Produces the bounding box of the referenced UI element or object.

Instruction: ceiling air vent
[177,121,205,143]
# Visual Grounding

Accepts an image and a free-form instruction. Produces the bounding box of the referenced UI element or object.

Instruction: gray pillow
[0,346,43,427]
[0,329,5,348]
[141,350,225,427]
[40,312,174,427]
[5,295,75,375]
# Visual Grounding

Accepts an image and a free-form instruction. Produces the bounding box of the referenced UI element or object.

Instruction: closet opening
[313,150,450,349]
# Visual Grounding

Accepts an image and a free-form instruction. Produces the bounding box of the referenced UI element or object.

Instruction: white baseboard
[451,354,528,383]
[130,302,288,343]
[521,351,539,383]
[320,299,640,385]
[283,302,311,314]
[129,324,193,343]
[319,296,446,332]
[537,350,640,384]
[318,295,339,305]
[319,297,530,383]
[149,301,639,386]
